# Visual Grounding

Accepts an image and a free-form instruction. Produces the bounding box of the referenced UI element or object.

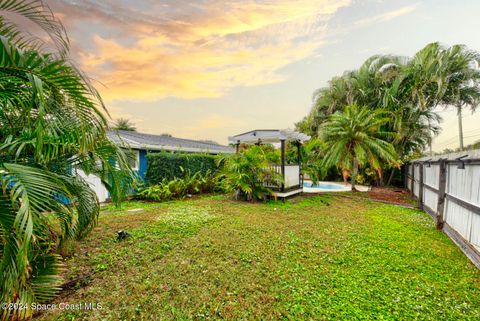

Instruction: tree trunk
[377,168,384,186]
[351,158,358,192]
[458,106,464,151]
[342,168,349,185]
[386,168,396,186]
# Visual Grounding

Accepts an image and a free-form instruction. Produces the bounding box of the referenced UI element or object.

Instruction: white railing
[266,164,301,189]
[284,165,300,188]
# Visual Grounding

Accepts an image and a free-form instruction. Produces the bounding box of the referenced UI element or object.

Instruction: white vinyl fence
[406,150,480,268]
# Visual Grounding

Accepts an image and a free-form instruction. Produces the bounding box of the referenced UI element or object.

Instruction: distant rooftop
[228,129,311,144]
[108,130,233,154]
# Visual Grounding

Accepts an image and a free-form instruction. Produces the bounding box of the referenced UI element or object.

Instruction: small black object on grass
[319,198,330,206]
[117,230,130,241]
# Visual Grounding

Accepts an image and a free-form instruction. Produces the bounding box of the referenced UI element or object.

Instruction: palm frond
[0,0,69,56]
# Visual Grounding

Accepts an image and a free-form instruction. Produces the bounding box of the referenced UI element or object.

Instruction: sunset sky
[48,0,480,150]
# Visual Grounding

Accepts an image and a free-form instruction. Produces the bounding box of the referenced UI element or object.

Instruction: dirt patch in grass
[37,195,480,320]
[362,187,415,206]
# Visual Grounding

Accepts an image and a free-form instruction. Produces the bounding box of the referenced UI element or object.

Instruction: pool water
[303,182,348,190]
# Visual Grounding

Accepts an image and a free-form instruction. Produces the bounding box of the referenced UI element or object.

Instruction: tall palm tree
[402,42,446,111]
[401,42,480,150]
[438,44,480,150]
[113,118,137,131]
[0,1,133,318]
[321,105,399,190]
[298,44,477,183]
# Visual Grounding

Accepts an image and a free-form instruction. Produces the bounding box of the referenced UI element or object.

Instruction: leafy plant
[0,1,133,318]
[297,42,480,185]
[300,137,328,184]
[146,152,218,184]
[136,170,217,202]
[112,118,137,131]
[321,105,399,191]
[217,146,283,201]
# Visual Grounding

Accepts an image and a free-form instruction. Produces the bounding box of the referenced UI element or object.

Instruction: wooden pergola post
[280,139,285,192]
[235,141,240,153]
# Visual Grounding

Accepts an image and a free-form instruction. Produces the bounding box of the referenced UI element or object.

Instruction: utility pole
[428,135,433,157]
[458,105,464,151]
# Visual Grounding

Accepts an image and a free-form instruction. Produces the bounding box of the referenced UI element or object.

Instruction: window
[127,150,140,171]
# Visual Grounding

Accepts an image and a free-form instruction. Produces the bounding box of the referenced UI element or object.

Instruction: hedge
[145,152,218,184]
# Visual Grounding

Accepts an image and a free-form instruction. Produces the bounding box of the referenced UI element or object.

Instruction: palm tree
[0,1,133,318]
[438,44,480,150]
[113,118,137,131]
[298,46,472,185]
[217,146,282,201]
[300,137,328,184]
[402,42,480,150]
[321,105,399,191]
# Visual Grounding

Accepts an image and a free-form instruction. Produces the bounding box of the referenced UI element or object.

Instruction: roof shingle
[107,130,233,154]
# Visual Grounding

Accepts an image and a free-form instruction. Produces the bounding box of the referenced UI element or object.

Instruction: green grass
[39,195,480,320]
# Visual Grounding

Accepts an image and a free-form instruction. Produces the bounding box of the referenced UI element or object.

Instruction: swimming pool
[303,181,350,192]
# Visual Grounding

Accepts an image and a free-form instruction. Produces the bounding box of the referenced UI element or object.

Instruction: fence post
[418,162,424,209]
[436,159,447,230]
[411,163,415,196]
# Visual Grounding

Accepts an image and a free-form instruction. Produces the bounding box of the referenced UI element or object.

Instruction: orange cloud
[59,0,352,101]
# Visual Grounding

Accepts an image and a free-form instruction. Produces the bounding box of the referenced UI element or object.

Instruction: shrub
[217,146,282,201]
[136,170,219,201]
[146,152,217,184]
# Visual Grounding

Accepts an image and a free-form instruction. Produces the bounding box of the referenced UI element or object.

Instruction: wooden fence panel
[447,164,480,206]
[423,188,438,213]
[406,164,413,190]
[407,164,414,191]
[424,164,439,188]
[406,151,480,268]
[445,199,473,244]
[471,214,480,252]
[413,164,420,197]
[422,164,439,213]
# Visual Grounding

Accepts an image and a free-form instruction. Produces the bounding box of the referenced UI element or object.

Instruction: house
[79,130,233,202]
[108,130,233,179]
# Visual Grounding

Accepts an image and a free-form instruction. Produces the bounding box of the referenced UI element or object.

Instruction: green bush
[136,170,220,202]
[146,152,218,184]
[217,146,282,201]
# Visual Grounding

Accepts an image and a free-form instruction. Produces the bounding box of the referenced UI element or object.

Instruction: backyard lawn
[39,195,480,320]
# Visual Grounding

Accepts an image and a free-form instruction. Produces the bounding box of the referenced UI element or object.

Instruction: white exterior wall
[76,169,109,203]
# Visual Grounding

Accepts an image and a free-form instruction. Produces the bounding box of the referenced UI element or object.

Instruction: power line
[464,133,480,139]
[463,128,480,134]
[434,133,480,150]
[434,136,460,146]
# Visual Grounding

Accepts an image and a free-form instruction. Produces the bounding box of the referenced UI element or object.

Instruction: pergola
[228,129,311,198]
